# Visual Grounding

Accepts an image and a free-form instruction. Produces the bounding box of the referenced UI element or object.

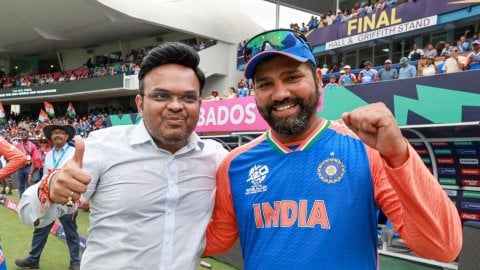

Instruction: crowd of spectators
[203,78,255,101]
[324,34,480,88]
[290,0,406,34]
[0,106,135,142]
[0,40,214,90]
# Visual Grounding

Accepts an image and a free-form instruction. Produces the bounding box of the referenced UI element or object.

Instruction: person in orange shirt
[204,29,462,270]
[0,135,27,269]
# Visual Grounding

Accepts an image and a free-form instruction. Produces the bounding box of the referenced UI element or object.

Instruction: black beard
[257,90,319,135]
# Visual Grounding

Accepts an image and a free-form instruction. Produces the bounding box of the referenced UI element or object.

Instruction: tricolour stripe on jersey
[266,120,330,154]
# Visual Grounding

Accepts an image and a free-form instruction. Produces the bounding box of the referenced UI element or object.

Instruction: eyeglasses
[243,29,312,62]
[143,90,199,104]
[51,131,67,136]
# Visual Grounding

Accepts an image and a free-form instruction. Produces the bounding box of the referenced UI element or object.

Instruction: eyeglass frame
[243,29,313,63]
[141,89,200,104]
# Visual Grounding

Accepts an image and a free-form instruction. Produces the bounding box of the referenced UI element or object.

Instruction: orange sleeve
[203,155,239,256]
[370,141,462,262]
[0,137,27,179]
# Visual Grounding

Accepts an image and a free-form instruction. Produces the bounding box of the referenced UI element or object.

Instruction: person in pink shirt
[15,130,37,197]
[28,138,50,184]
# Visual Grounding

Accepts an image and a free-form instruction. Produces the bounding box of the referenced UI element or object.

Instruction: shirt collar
[53,143,69,153]
[130,120,204,153]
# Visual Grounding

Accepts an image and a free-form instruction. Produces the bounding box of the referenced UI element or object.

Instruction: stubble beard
[257,87,319,135]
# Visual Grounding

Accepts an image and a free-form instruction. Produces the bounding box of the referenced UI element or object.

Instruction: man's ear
[135,95,143,117]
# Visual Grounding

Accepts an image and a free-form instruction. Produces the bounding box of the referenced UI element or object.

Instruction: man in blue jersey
[205,29,462,270]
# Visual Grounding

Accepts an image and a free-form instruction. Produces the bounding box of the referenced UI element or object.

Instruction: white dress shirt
[19,120,228,270]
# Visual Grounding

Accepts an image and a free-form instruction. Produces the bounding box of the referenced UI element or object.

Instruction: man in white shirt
[18,42,228,270]
[16,124,80,270]
[442,47,466,73]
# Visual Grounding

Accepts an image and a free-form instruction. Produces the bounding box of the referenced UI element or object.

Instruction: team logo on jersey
[317,152,346,184]
[245,164,269,195]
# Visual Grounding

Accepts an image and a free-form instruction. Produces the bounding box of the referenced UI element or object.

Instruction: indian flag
[65,102,76,119]
[38,109,50,122]
[44,101,55,117]
[0,101,6,124]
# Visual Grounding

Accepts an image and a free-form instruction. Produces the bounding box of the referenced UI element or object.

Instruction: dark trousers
[17,166,30,198]
[27,211,80,265]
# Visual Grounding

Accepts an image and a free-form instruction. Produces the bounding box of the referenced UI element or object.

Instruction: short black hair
[138,42,205,96]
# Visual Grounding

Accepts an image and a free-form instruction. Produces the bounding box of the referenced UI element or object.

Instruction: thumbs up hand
[48,136,91,204]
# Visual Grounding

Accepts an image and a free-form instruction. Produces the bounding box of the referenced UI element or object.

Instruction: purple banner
[307,0,476,47]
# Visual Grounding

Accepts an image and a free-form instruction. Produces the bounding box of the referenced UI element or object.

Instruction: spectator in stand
[358,61,378,83]
[300,23,309,33]
[385,0,397,9]
[306,16,316,30]
[237,83,249,97]
[442,47,466,73]
[339,65,357,85]
[423,43,438,58]
[376,0,386,11]
[398,57,417,79]
[440,42,454,57]
[420,56,438,76]
[224,87,237,99]
[408,44,424,61]
[324,75,338,89]
[16,130,37,198]
[358,2,368,17]
[326,11,336,25]
[458,35,470,53]
[466,40,480,70]
[320,64,329,75]
[317,15,328,28]
[377,59,398,81]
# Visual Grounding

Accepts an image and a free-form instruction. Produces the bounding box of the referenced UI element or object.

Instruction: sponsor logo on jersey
[253,200,330,229]
[317,152,346,184]
[245,164,269,195]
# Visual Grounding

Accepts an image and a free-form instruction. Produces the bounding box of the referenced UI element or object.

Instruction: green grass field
[0,191,237,270]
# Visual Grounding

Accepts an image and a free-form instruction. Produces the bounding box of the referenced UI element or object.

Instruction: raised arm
[0,137,26,179]
[342,103,462,262]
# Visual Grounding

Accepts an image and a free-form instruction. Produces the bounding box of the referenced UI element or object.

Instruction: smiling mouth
[274,104,296,111]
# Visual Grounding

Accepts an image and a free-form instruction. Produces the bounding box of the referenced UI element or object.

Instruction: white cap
[344,65,351,69]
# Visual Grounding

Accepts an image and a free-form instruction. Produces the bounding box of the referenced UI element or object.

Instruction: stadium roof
[263,0,336,15]
[0,0,263,59]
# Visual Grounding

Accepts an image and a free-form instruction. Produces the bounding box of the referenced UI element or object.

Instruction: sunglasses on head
[243,29,312,62]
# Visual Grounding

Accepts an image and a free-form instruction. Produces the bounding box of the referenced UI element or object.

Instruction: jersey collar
[266,119,330,154]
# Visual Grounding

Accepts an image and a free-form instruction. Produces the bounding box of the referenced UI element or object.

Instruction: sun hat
[43,124,75,142]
